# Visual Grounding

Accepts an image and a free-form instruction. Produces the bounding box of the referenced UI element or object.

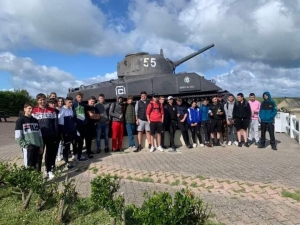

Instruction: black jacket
[164,103,177,123]
[233,101,251,119]
[209,103,224,120]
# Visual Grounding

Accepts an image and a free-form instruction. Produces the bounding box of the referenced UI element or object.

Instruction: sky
[0,0,299,97]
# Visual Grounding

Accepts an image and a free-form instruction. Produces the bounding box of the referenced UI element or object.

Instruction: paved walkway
[1,117,300,225]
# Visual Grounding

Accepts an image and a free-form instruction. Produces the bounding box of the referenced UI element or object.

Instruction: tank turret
[117,44,214,79]
[68,43,229,103]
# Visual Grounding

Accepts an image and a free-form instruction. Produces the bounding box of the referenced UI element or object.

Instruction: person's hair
[202,98,208,102]
[127,95,133,100]
[50,92,57,96]
[88,96,96,101]
[36,93,46,100]
[57,97,64,102]
[176,97,182,102]
[159,96,165,99]
[249,93,255,97]
[191,100,197,105]
[76,92,83,97]
[237,93,244,98]
[99,94,105,98]
[228,94,234,97]
[65,97,73,101]
[48,98,57,104]
[24,103,34,108]
[212,96,217,99]
[141,91,147,95]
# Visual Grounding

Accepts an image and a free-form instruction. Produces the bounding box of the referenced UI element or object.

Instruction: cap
[167,96,173,100]
[153,93,159,97]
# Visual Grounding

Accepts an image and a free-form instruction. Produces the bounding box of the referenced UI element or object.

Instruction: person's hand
[177,113,180,117]
[217,112,223,115]
[180,119,184,122]
[39,147,44,154]
[210,113,213,116]
[227,120,230,125]
[136,120,139,126]
[194,123,197,126]
[148,120,151,124]
[232,119,235,124]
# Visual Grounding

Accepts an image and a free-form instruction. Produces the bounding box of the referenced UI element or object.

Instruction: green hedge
[0,90,37,116]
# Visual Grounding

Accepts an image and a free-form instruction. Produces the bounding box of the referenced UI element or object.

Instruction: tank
[67,43,229,103]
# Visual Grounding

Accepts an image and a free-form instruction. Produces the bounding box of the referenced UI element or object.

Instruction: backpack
[149,102,162,113]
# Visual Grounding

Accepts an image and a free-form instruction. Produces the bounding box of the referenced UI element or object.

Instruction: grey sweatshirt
[109,102,124,122]
[224,100,235,121]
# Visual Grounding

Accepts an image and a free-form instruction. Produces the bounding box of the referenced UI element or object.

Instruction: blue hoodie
[199,104,210,121]
[187,107,202,124]
[259,91,277,123]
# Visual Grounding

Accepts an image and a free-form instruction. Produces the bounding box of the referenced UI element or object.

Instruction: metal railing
[285,115,300,144]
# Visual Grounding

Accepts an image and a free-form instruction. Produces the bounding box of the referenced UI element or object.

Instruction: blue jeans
[96,123,109,149]
[126,123,136,147]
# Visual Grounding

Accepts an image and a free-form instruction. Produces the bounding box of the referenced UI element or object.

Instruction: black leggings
[189,123,203,144]
[178,122,190,146]
[201,121,210,142]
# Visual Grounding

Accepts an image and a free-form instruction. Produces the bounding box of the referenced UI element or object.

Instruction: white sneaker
[157,146,164,152]
[131,146,137,151]
[150,146,155,152]
[124,147,132,153]
[223,141,227,145]
[193,143,197,148]
[234,141,238,146]
[48,172,55,180]
[56,155,62,162]
[72,154,78,160]
[199,144,204,147]
[228,141,232,146]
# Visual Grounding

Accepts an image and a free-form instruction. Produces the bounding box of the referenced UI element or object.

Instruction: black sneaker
[187,145,193,149]
[104,147,109,153]
[90,151,96,154]
[257,145,266,149]
[87,154,94,159]
[244,142,250,147]
[238,142,243,147]
[133,145,140,152]
[96,148,101,154]
[148,144,152,149]
[271,145,277,151]
[67,164,74,169]
[215,141,221,146]
[116,149,121,152]
[78,156,88,162]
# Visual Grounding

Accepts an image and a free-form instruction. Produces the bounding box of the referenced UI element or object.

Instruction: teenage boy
[232,93,251,147]
[159,96,167,149]
[176,98,192,149]
[217,95,227,145]
[72,92,88,161]
[146,94,164,152]
[164,96,178,152]
[124,95,137,152]
[49,92,57,99]
[95,94,110,153]
[58,97,76,169]
[248,93,261,145]
[200,99,211,146]
[187,101,203,147]
[84,96,100,157]
[15,103,44,169]
[32,93,58,178]
[209,96,224,146]
[135,91,151,152]
[258,91,277,150]
[109,96,125,152]
[224,94,238,146]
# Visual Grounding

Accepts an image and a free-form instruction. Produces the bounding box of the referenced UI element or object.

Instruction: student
[217,95,227,144]
[159,96,167,149]
[49,92,57,99]
[58,97,76,169]
[187,101,204,147]
[135,91,151,152]
[164,96,178,152]
[95,94,110,153]
[15,103,43,169]
[73,92,88,161]
[258,91,277,150]
[176,98,192,149]
[124,95,137,152]
[84,96,100,157]
[56,97,64,162]
[199,99,211,146]
[232,93,251,147]
[209,96,224,146]
[109,96,125,152]
[224,94,238,146]
[32,93,58,178]
[248,93,261,145]
[146,94,164,152]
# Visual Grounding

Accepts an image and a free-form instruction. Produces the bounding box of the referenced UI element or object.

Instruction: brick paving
[1,117,300,224]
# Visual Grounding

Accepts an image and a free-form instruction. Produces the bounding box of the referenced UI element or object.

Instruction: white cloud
[0,0,300,97]
[0,52,117,97]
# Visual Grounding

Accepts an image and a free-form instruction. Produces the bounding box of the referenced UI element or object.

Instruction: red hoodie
[146,101,164,122]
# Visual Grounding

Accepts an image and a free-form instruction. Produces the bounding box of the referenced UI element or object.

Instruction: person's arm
[135,101,139,120]
[258,102,263,119]
[232,103,236,120]
[109,103,121,118]
[146,104,151,123]
[88,107,100,120]
[161,104,164,123]
[15,118,30,149]
[198,108,202,123]
[270,101,278,119]
[186,108,192,124]
[58,109,65,134]
[247,103,252,118]
[256,102,261,113]
[224,104,229,120]
[38,124,44,153]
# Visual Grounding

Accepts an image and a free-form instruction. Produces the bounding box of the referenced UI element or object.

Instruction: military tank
[67,43,229,103]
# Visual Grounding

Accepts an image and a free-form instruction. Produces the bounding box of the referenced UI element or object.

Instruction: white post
[290,115,296,139]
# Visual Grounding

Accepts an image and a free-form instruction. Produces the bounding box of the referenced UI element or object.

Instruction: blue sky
[0,0,299,97]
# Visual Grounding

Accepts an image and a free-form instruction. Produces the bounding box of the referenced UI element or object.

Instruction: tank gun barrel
[173,44,214,67]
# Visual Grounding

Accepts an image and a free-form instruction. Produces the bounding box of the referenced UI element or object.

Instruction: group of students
[15,90,278,179]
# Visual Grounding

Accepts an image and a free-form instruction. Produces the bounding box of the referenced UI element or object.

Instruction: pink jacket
[248,100,261,120]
